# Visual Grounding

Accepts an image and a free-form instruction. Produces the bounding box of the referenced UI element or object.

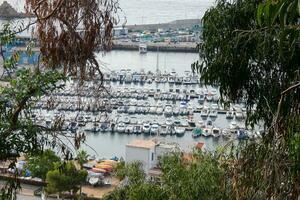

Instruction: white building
[126,139,156,172]
[125,139,179,174]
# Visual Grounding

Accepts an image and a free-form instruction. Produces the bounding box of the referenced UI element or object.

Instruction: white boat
[168,76,175,83]
[200,108,209,118]
[235,111,244,120]
[226,111,234,119]
[183,76,191,84]
[124,74,132,83]
[149,106,157,114]
[209,110,218,118]
[89,177,100,186]
[139,43,147,54]
[128,106,136,114]
[206,94,213,101]
[150,124,159,135]
[156,106,164,115]
[173,107,180,115]
[175,126,185,136]
[212,127,221,138]
[198,94,205,104]
[175,77,183,84]
[229,121,238,130]
[197,120,206,128]
[133,125,142,134]
[164,105,173,116]
[125,124,134,134]
[222,129,232,139]
[166,119,173,126]
[142,122,151,134]
[179,101,187,108]
[203,127,212,137]
[117,122,126,133]
[159,125,169,136]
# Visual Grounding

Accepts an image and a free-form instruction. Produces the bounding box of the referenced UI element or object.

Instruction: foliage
[0,68,66,161]
[25,149,60,180]
[76,149,89,168]
[0,0,118,198]
[193,0,300,199]
[194,0,299,127]
[25,0,119,82]
[114,160,126,180]
[160,151,230,200]
[122,161,145,185]
[104,152,230,200]
[46,161,87,196]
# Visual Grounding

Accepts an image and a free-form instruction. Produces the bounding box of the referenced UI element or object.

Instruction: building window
[151,152,154,161]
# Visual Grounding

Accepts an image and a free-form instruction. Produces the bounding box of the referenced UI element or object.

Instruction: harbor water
[55,50,247,159]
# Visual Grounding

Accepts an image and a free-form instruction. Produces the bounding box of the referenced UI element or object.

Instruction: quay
[112,41,197,53]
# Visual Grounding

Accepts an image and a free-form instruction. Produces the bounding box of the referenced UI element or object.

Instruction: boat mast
[156,46,159,74]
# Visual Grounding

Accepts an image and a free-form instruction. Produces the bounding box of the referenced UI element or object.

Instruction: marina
[29,67,261,158]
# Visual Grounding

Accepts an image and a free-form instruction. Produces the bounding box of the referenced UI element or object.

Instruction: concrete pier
[112,41,197,53]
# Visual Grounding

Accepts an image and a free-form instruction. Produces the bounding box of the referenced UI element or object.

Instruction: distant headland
[0,1,34,19]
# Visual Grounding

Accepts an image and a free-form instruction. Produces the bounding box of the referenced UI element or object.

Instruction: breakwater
[112,41,197,53]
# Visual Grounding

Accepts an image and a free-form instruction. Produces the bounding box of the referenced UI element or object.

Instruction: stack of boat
[103,69,199,85]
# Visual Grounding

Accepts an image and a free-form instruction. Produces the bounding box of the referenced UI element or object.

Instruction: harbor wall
[112,42,197,53]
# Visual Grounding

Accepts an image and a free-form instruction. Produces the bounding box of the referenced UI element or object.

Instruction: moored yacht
[139,43,147,54]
